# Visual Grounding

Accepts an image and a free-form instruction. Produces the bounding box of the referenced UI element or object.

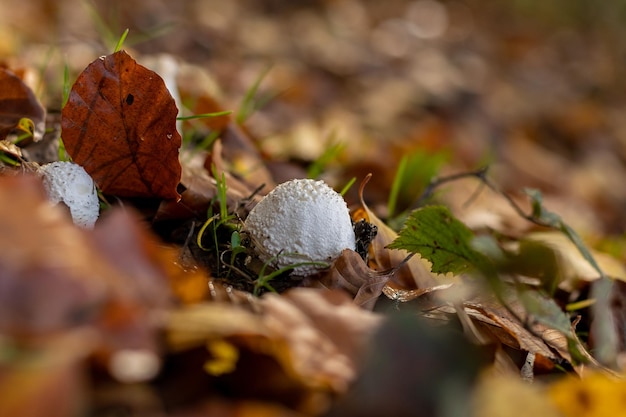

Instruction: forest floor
[2,1,626,416]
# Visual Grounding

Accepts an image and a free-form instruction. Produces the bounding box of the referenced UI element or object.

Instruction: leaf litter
[3,2,626,416]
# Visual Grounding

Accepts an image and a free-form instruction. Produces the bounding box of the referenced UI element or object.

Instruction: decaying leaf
[0,329,97,417]
[429,294,574,372]
[61,50,182,199]
[166,289,381,387]
[353,174,438,291]
[260,289,382,393]
[473,373,562,417]
[0,67,45,142]
[516,231,626,290]
[319,249,393,310]
[0,174,179,387]
[549,372,626,417]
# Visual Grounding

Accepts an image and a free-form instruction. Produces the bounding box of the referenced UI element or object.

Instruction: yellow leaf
[549,373,626,417]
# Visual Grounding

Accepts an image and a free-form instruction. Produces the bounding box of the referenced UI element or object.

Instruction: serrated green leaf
[387,205,487,275]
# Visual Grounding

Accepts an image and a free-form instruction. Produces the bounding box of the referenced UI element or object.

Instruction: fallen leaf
[473,373,562,417]
[353,174,438,290]
[0,175,175,383]
[549,372,626,417]
[0,174,119,334]
[0,330,96,417]
[165,302,264,352]
[0,67,45,142]
[320,249,392,310]
[260,288,382,393]
[61,50,182,199]
[430,295,574,370]
[90,209,173,309]
[517,231,626,290]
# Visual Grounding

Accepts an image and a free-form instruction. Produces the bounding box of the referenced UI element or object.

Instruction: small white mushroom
[243,178,356,275]
[39,161,99,229]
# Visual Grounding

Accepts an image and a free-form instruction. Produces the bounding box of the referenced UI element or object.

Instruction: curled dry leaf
[320,249,393,310]
[0,67,45,142]
[430,297,573,373]
[62,50,182,199]
[164,287,382,412]
[260,288,382,394]
[353,174,438,291]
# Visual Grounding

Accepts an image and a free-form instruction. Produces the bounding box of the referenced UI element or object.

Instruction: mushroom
[243,178,356,275]
[39,161,99,229]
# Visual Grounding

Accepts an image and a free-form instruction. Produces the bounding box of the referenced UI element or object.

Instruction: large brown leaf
[61,50,181,199]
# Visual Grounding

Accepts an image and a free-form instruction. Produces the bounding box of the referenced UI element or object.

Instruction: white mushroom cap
[244,178,356,275]
[39,161,100,229]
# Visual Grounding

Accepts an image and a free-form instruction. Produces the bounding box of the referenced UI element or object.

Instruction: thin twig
[413,166,490,208]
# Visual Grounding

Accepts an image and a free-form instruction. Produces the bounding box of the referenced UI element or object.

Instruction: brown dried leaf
[0,175,123,334]
[0,330,96,417]
[91,209,173,309]
[0,175,175,382]
[353,174,438,290]
[62,50,182,199]
[432,297,572,368]
[260,288,382,393]
[0,67,45,141]
[321,249,392,310]
[166,288,382,409]
[165,302,264,352]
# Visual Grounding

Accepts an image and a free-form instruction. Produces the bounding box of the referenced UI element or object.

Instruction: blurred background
[3,0,626,237]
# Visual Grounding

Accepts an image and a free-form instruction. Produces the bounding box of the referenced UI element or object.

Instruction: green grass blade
[177,111,232,121]
[114,28,130,53]
[236,64,273,124]
[387,155,408,218]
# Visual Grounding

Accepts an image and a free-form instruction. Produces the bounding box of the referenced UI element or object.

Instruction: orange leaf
[61,50,182,199]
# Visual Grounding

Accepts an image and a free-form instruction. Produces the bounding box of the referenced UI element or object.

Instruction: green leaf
[524,188,616,367]
[387,205,487,275]
[518,289,572,335]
